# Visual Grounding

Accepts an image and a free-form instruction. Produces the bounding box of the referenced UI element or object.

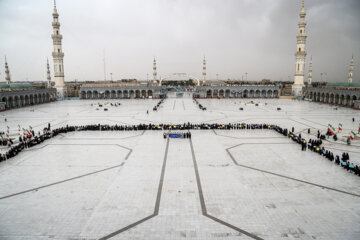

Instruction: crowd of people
[163,132,192,139]
[0,122,359,177]
[193,98,206,110]
[153,99,164,111]
[274,126,360,177]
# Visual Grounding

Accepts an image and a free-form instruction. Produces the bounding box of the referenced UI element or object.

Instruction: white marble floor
[0,98,359,240]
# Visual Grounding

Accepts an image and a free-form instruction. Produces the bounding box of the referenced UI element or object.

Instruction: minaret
[202,56,206,84]
[307,55,312,85]
[292,0,307,96]
[4,56,11,84]
[153,57,157,84]
[46,58,52,88]
[51,0,66,97]
[348,54,354,83]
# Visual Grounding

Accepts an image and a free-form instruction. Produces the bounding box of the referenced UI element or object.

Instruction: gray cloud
[0,0,359,82]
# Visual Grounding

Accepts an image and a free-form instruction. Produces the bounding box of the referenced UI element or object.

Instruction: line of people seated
[163,132,192,139]
[273,126,359,177]
[153,99,164,111]
[193,98,206,110]
[1,123,359,177]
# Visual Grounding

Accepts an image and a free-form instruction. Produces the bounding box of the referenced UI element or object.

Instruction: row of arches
[81,89,154,99]
[205,89,279,98]
[1,92,55,109]
[304,91,359,107]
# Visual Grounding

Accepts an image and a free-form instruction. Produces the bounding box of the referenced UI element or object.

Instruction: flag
[338,123,342,131]
[328,124,335,131]
[349,131,356,140]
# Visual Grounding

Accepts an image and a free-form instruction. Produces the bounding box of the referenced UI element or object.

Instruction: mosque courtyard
[0,98,360,240]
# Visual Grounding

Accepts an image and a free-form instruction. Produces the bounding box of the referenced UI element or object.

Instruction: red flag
[350,135,354,140]
[331,131,335,135]
[338,127,342,131]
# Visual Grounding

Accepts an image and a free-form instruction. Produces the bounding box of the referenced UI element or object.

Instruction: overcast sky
[0,0,359,82]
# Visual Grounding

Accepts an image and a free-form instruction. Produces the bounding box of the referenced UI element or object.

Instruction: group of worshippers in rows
[75,123,274,131]
[1,123,273,162]
[91,102,121,107]
[193,98,207,111]
[274,126,360,177]
[1,123,359,177]
[163,132,192,139]
[153,99,164,111]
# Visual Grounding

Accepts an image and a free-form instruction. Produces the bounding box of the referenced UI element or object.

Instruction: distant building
[303,82,360,108]
[0,83,56,110]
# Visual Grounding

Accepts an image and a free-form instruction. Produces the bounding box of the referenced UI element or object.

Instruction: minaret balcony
[52,52,64,58]
[295,51,307,56]
[52,22,60,27]
[51,34,63,40]
[296,33,307,38]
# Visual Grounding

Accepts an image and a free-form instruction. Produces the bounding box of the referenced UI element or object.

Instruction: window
[58,49,60,53]
[56,30,58,35]
[298,64,300,71]
[59,65,61,72]
[300,30,302,33]
[299,48,301,52]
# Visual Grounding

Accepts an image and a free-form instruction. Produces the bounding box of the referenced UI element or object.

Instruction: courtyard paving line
[105,118,136,125]
[0,162,125,200]
[212,129,284,139]
[189,138,265,240]
[182,100,185,110]
[62,130,145,141]
[300,118,329,128]
[288,118,316,128]
[173,99,176,110]
[226,144,360,198]
[133,117,160,124]
[32,118,57,128]
[24,143,132,157]
[324,146,360,154]
[98,138,170,240]
[0,134,76,173]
